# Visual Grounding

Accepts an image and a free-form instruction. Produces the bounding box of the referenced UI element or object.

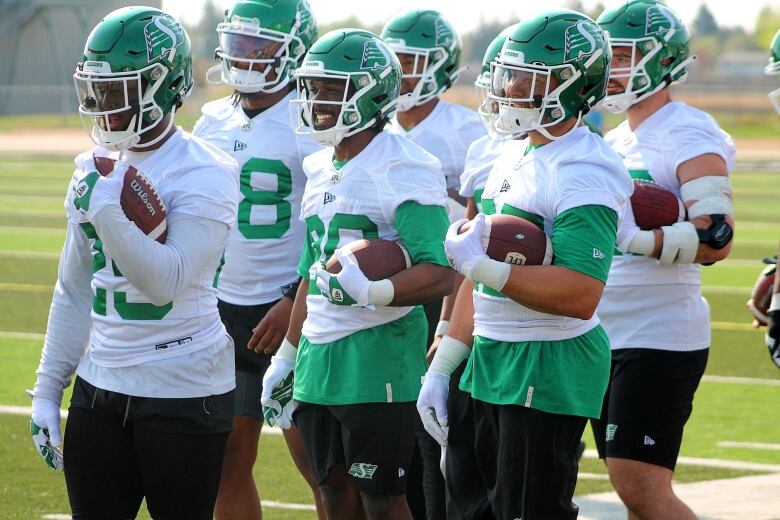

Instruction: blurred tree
[754,4,780,50]
[692,4,719,37]
[185,0,224,87]
[318,16,382,37]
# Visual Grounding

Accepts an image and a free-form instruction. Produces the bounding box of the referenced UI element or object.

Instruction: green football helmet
[380,9,462,110]
[73,7,192,150]
[597,0,694,113]
[764,28,780,114]
[292,29,401,146]
[207,0,318,93]
[475,24,519,132]
[489,10,610,140]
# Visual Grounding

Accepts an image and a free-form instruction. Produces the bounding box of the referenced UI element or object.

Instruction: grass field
[1,153,779,519]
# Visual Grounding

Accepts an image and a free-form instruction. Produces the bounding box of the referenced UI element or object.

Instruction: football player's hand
[417,372,451,446]
[314,250,393,308]
[30,397,64,471]
[444,214,488,279]
[261,340,297,428]
[427,335,441,365]
[249,297,293,355]
[658,221,698,265]
[72,161,127,221]
[766,301,779,368]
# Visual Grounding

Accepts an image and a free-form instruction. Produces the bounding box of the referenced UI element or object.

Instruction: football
[325,239,412,280]
[461,214,553,266]
[748,262,776,325]
[92,155,167,243]
[631,179,686,230]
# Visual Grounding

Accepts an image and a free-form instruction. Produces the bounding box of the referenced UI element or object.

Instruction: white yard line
[0,250,60,259]
[702,374,780,387]
[0,331,45,340]
[0,282,52,293]
[583,449,780,472]
[718,441,780,451]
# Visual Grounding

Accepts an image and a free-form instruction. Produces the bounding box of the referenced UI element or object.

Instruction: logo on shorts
[644,435,656,446]
[593,248,605,259]
[605,423,618,441]
[398,467,405,477]
[349,462,378,479]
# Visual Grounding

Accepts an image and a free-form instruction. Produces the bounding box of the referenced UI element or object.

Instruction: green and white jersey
[473,126,632,343]
[298,131,449,344]
[458,134,508,212]
[193,93,321,305]
[388,100,486,220]
[600,101,735,351]
[66,130,239,368]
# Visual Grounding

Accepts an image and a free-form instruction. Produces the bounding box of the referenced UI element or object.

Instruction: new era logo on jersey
[593,248,605,259]
[144,15,184,62]
[500,179,511,192]
[564,20,602,63]
[323,192,336,205]
[348,463,378,479]
[233,140,247,151]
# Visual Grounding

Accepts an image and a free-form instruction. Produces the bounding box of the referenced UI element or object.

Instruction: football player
[192,1,324,518]
[762,28,780,369]
[261,29,454,519]
[380,12,485,516]
[418,10,632,519]
[591,1,736,519]
[30,7,240,519]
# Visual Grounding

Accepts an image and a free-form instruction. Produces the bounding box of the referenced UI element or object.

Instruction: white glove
[418,372,451,446]
[72,161,127,222]
[261,339,297,429]
[30,396,64,471]
[417,336,471,446]
[444,214,510,290]
[659,221,698,265]
[314,249,394,308]
[444,215,488,279]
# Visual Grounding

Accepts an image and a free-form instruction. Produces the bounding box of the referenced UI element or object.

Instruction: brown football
[461,214,553,266]
[325,239,411,280]
[92,155,167,243]
[748,264,776,325]
[631,179,686,230]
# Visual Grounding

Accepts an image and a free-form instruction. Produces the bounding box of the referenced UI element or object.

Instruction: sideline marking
[583,449,780,472]
[718,441,780,451]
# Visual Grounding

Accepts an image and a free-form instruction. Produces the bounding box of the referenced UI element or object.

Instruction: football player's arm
[92,207,229,306]
[433,197,476,342]
[285,279,309,347]
[390,201,455,307]
[33,220,93,403]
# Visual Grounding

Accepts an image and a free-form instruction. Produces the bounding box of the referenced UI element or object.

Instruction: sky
[162,0,773,34]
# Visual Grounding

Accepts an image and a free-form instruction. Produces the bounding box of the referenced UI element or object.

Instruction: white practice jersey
[300,131,447,344]
[474,127,632,343]
[599,101,735,351]
[193,93,321,305]
[459,134,508,212]
[66,130,239,368]
[389,100,485,220]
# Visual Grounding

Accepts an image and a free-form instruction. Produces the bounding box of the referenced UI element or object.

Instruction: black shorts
[462,400,585,520]
[591,347,709,470]
[293,401,417,496]
[218,299,275,419]
[65,376,233,519]
[444,362,495,520]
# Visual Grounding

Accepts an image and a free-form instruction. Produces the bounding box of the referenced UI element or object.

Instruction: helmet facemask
[489,61,583,141]
[207,16,306,94]
[391,46,457,111]
[74,61,174,151]
[292,67,393,147]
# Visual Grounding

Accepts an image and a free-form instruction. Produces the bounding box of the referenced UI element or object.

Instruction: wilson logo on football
[130,178,157,217]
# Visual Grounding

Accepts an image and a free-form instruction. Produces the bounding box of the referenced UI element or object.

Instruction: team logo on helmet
[434,16,455,47]
[360,40,390,71]
[645,5,677,37]
[144,15,184,62]
[296,1,314,39]
[564,20,601,62]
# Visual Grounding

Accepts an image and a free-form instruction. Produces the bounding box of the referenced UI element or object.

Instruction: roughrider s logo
[434,16,455,47]
[360,40,390,71]
[348,463,378,479]
[564,20,602,62]
[144,15,184,62]
[645,5,677,37]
